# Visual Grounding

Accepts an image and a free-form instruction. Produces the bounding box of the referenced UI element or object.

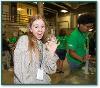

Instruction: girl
[14,14,59,84]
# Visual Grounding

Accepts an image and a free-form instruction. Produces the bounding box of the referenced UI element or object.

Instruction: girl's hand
[45,35,59,56]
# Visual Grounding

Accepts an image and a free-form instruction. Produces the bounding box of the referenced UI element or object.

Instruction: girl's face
[30,19,45,40]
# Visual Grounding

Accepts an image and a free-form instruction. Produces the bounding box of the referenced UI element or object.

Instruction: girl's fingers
[57,42,60,46]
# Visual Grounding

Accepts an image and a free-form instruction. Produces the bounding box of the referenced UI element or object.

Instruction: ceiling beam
[51,2,69,11]
[44,7,58,13]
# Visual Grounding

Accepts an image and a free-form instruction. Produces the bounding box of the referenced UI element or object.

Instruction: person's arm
[14,35,28,83]
[69,49,92,62]
[69,49,83,62]
[43,50,59,74]
[42,35,59,74]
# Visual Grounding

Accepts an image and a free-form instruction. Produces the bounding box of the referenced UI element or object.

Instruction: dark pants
[56,49,66,60]
[68,61,85,71]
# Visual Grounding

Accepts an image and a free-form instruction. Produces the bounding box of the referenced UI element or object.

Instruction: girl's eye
[42,26,45,28]
[34,26,38,28]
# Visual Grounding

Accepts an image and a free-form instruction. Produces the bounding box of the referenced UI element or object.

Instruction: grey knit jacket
[14,35,59,84]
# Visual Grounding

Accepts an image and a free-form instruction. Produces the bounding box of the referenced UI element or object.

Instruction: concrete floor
[1,59,97,85]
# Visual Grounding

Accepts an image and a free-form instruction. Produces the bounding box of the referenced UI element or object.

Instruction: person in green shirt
[8,32,18,67]
[56,28,68,73]
[67,13,95,72]
[9,32,18,44]
[9,37,17,43]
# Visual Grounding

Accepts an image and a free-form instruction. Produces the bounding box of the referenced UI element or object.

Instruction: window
[27,8,32,16]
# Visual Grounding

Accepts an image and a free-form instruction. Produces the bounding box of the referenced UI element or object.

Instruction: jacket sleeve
[42,46,59,74]
[14,35,28,83]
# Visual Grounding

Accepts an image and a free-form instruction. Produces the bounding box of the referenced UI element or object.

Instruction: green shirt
[56,35,68,50]
[67,28,88,64]
[9,37,17,43]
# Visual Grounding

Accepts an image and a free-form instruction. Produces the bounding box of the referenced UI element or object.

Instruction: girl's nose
[38,27,42,31]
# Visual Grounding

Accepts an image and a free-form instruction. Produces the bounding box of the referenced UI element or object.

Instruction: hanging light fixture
[61,9,68,13]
